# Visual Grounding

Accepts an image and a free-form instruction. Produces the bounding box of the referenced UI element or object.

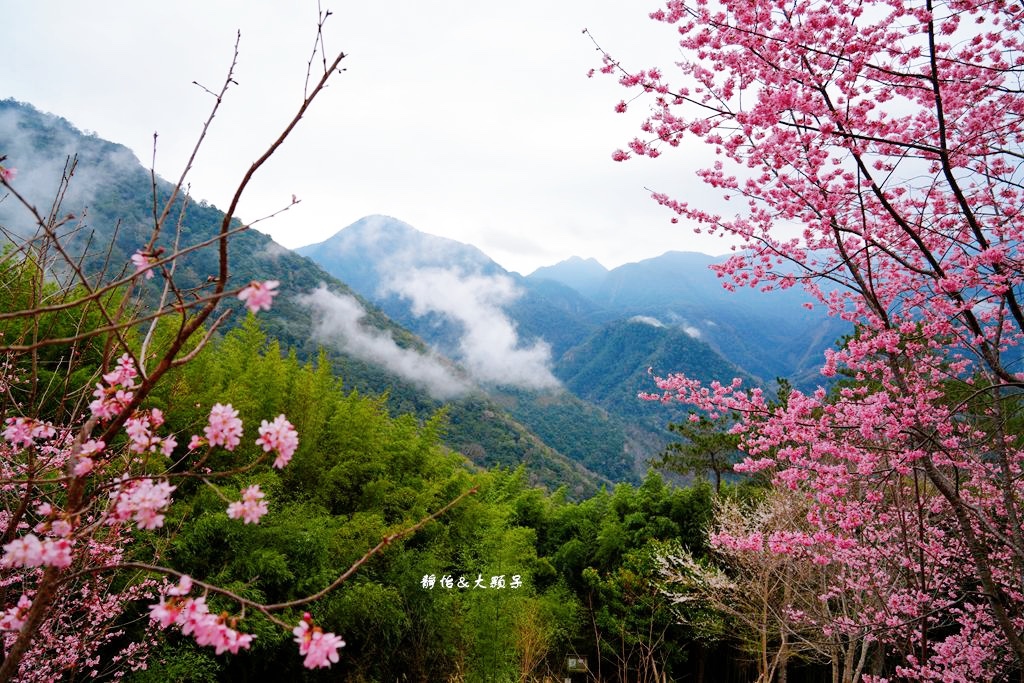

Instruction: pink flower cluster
[202,403,243,450]
[107,477,176,530]
[2,417,56,449]
[149,577,254,655]
[293,613,345,669]
[89,354,139,421]
[73,438,105,477]
[125,408,176,456]
[0,165,15,183]
[256,415,299,468]
[237,280,279,314]
[190,405,297,469]
[226,485,268,524]
[1,534,73,569]
[33,503,74,539]
[0,595,32,631]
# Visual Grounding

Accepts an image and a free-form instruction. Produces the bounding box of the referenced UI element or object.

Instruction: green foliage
[555,318,754,461]
[657,413,742,493]
[131,322,600,681]
[529,473,717,679]
[128,644,222,683]
[0,247,129,422]
[445,399,605,499]
[498,386,635,483]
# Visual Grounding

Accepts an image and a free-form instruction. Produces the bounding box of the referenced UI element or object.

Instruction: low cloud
[629,315,664,328]
[254,239,290,262]
[0,105,143,241]
[383,268,560,391]
[633,313,702,338]
[299,287,471,399]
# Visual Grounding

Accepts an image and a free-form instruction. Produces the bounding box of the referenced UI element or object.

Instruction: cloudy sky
[4,1,736,275]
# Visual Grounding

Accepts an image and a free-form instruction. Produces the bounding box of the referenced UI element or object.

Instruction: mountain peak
[295,215,506,296]
[526,255,609,298]
[565,255,608,269]
[299,215,499,267]
[530,255,608,274]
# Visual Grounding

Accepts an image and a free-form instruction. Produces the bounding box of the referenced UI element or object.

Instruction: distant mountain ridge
[528,256,609,299]
[528,250,849,387]
[299,215,848,391]
[297,216,849,479]
[297,215,504,295]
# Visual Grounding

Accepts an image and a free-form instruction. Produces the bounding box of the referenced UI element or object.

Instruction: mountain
[0,99,609,497]
[557,317,753,421]
[295,217,809,480]
[528,250,849,387]
[297,215,599,359]
[297,216,850,480]
[298,216,654,480]
[528,256,608,299]
[296,215,504,293]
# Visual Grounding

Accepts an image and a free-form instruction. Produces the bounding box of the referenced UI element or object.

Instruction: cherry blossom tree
[596,0,1024,678]
[661,489,876,683]
[0,10,474,679]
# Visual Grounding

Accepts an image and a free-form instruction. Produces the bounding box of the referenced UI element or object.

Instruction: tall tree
[657,412,741,493]
[597,0,1024,678]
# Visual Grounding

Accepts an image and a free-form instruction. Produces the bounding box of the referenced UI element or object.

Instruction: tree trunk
[694,642,706,683]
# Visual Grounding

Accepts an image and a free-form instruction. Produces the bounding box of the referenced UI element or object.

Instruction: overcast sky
[4,1,736,275]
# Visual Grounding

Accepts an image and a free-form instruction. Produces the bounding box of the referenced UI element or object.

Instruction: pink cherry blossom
[124,410,176,456]
[604,0,1024,675]
[237,280,279,314]
[3,418,36,448]
[204,403,243,451]
[0,595,32,631]
[0,166,16,182]
[131,250,155,279]
[1,534,73,569]
[89,355,139,421]
[167,575,193,596]
[124,413,155,453]
[293,615,345,669]
[73,457,95,477]
[1,534,43,568]
[159,434,177,457]
[49,520,73,538]
[147,597,182,629]
[3,417,56,449]
[149,593,254,655]
[256,414,298,468]
[102,354,139,387]
[38,538,72,568]
[226,485,268,524]
[107,477,176,530]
